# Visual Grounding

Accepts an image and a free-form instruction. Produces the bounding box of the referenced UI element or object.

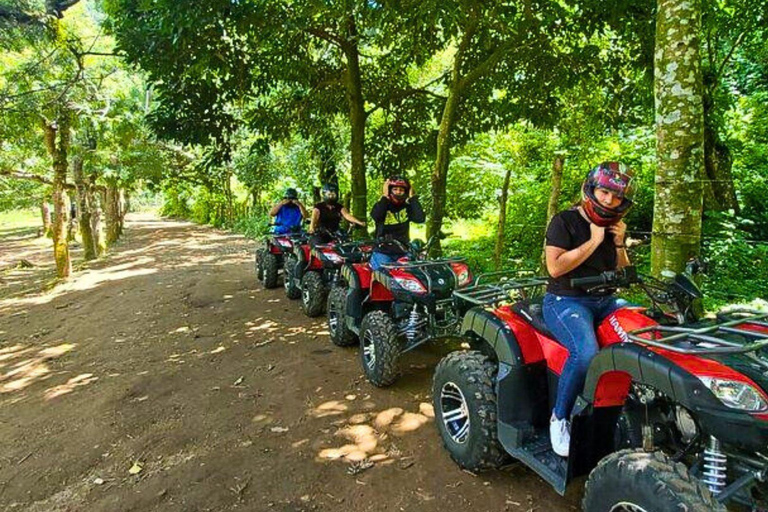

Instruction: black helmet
[283,188,298,200]
[387,176,410,204]
[581,162,634,226]
[322,183,339,203]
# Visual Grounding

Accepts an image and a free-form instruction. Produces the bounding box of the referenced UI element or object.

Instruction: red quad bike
[434,264,768,511]
[329,234,474,387]
[284,227,372,316]
[255,228,308,289]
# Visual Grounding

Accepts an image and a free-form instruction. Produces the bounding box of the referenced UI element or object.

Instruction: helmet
[387,176,410,204]
[283,188,298,200]
[581,162,635,226]
[322,183,339,203]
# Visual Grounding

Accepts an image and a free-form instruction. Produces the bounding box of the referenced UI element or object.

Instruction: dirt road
[0,214,581,511]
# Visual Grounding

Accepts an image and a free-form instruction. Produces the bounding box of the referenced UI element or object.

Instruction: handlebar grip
[570,274,610,288]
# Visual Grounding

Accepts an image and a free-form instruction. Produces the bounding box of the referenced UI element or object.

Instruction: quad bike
[432,263,768,511]
[255,227,308,289]
[284,227,372,315]
[329,233,475,387]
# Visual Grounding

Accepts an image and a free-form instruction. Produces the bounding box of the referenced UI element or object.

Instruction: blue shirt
[273,203,303,234]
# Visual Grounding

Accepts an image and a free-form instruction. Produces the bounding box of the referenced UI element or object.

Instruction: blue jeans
[369,251,401,271]
[542,293,629,420]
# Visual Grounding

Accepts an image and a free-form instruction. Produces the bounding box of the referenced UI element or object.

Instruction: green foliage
[701,211,768,307]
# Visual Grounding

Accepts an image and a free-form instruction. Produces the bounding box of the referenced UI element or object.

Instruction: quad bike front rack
[627,308,768,359]
[452,275,548,306]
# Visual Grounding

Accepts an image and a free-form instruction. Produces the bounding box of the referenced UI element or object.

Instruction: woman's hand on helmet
[382,179,390,197]
[589,222,606,245]
[608,220,627,246]
[409,182,415,198]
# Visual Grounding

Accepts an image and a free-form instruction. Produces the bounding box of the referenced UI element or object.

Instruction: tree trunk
[494,166,513,270]
[541,155,564,271]
[40,201,51,237]
[427,84,462,255]
[92,188,104,255]
[117,188,126,237]
[651,0,705,277]
[105,182,121,245]
[342,16,368,222]
[73,156,97,260]
[42,111,72,279]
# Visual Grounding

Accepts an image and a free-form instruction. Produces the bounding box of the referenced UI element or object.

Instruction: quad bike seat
[511,299,557,340]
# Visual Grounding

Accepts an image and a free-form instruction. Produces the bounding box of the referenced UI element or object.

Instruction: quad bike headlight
[392,276,427,294]
[277,239,292,248]
[322,251,343,263]
[698,376,768,412]
[450,263,472,287]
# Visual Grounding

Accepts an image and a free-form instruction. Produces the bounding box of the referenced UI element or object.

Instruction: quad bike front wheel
[582,449,725,512]
[360,310,402,387]
[283,255,301,299]
[432,350,508,471]
[301,271,327,317]
[262,252,279,289]
[327,284,356,347]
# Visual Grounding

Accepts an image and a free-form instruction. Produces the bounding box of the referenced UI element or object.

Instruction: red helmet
[388,176,410,204]
[581,162,635,226]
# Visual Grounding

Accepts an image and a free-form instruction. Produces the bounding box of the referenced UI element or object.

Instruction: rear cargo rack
[627,309,768,356]
[452,275,548,306]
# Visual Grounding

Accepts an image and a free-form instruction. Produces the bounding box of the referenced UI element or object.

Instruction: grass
[0,208,40,239]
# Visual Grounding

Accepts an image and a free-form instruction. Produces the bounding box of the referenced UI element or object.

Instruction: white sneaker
[550,413,570,457]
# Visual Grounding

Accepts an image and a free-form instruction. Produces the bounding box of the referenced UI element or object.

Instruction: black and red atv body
[328,236,474,387]
[284,229,373,316]
[434,267,768,511]
[255,229,308,289]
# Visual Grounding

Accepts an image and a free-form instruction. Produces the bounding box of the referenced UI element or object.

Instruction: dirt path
[0,214,581,511]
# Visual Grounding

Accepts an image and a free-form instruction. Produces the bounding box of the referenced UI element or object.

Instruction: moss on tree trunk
[651,0,705,277]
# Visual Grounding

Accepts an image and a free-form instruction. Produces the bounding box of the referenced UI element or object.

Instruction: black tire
[283,255,301,299]
[359,310,402,387]
[582,449,725,512]
[262,253,279,289]
[301,271,327,317]
[327,285,356,347]
[255,248,265,281]
[432,351,508,471]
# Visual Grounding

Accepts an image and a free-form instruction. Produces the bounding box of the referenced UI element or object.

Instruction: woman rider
[543,162,634,457]
[369,176,425,270]
[309,183,365,244]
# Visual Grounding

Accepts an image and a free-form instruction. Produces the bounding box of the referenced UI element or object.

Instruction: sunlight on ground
[44,373,98,400]
[311,398,434,465]
[0,343,76,394]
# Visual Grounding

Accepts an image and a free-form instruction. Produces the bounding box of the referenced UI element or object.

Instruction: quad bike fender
[583,343,724,410]
[460,307,524,366]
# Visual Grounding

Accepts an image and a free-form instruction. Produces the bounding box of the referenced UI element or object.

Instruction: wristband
[615,245,626,249]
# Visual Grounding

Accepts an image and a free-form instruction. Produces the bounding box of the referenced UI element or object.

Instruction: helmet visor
[590,165,634,201]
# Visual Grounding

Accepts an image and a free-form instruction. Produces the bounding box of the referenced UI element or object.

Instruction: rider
[309,183,366,244]
[269,188,307,234]
[369,176,425,270]
[543,162,634,458]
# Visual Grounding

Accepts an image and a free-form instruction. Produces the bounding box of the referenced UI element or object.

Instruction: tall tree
[651,0,705,276]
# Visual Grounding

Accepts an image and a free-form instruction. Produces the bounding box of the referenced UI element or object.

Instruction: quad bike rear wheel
[262,253,279,289]
[301,271,327,317]
[283,255,301,299]
[255,248,265,282]
[432,351,508,471]
[582,449,725,512]
[360,310,401,387]
[327,284,356,347]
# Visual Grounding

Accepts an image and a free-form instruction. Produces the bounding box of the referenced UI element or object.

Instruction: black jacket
[370,195,425,254]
